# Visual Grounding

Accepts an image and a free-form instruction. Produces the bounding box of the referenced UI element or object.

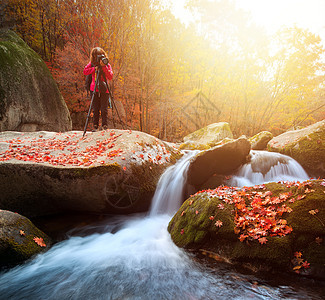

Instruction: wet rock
[0,130,182,217]
[168,179,325,280]
[0,210,51,266]
[0,29,72,132]
[267,120,325,178]
[249,131,273,150]
[180,122,233,150]
[187,136,251,189]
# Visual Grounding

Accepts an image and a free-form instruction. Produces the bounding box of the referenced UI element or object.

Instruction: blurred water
[228,150,309,187]
[150,150,199,216]
[0,151,322,300]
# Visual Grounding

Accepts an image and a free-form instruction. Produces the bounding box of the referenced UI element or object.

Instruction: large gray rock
[0,129,182,217]
[187,136,251,189]
[0,29,72,132]
[267,120,325,178]
[180,122,233,150]
[0,210,51,266]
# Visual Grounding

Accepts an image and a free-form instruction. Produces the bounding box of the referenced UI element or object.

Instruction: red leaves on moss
[215,220,223,227]
[194,181,311,244]
[292,251,310,272]
[33,237,46,247]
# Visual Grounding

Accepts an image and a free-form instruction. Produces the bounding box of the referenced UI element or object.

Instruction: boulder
[187,136,251,189]
[267,120,325,178]
[0,129,182,217]
[0,210,51,266]
[180,122,233,150]
[249,131,273,150]
[168,179,325,280]
[0,29,72,132]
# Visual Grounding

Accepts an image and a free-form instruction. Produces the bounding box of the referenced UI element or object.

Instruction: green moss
[231,236,293,267]
[179,141,210,150]
[168,179,325,274]
[168,193,235,248]
[286,181,325,234]
[0,86,6,119]
[71,163,121,178]
[268,124,325,176]
[0,214,50,265]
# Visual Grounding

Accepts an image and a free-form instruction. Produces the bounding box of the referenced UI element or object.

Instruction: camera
[97,54,108,65]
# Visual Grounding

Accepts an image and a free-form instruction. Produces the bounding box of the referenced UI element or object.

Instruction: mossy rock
[0,29,71,131]
[182,122,233,150]
[267,120,325,178]
[168,180,325,278]
[249,131,273,150]
[0,210,51,266]
[168,193,235,248]
[179,141,210,151]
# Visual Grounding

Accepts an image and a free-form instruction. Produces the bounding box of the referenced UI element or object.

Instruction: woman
[83,47,113,131]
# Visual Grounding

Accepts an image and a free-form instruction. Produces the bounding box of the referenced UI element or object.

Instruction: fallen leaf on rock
[309,209,319,215]
[215,220,223,227]
[258,237,267,244]
[33,237,46,247]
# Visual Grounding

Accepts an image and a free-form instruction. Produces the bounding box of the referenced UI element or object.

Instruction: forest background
[1,0,325,141]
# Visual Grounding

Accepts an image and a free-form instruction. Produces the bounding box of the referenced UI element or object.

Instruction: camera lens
[101,57,108,65]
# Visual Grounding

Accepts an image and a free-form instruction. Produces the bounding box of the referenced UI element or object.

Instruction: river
[0,150,324,299]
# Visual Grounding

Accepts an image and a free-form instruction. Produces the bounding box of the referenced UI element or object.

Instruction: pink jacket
[83,62,113,92]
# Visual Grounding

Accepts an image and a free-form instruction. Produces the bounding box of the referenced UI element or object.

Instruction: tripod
[83,66,125,137]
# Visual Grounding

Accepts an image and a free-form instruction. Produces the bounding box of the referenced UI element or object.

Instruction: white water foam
[150,150,198,216]
[228,150,309,187]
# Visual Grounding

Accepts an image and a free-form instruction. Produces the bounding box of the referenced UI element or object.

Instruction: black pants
[92,91,108,128]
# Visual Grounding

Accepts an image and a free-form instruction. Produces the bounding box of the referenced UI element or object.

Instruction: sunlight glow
[235,0,325,36]
[171,0,325,44]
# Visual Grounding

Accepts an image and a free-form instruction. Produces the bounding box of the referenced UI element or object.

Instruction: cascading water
[228,150,309,187]
[150,150,199,216]
[0,151,322,299]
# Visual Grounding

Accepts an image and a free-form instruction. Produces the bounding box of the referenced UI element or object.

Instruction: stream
[0,150,324,299]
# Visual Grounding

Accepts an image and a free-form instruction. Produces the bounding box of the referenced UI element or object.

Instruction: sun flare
[171,0,325,44]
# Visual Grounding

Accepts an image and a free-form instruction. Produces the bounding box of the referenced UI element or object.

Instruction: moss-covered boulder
[249,131,273,150]
[168,179,325,279]
[0,129,182,217]
[0,29,72,132]
[0,210,51,266]
[267,120,325,178]
[187,136,251,189]
[180,122,233,150]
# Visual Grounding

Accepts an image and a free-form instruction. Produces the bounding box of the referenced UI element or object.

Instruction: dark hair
[90,47,108,65]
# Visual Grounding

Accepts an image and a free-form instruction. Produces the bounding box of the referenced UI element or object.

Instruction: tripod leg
[83,68,101,137]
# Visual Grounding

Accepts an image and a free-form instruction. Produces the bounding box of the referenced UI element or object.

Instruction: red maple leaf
[302,261,310,269]
[258,237,267,244]
[33,237,46,247]
[215,220,223,227]
[294,251,302,258]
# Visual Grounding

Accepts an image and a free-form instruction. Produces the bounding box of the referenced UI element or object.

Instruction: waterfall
[150,150,198,216]
[0,149,319,300]
[228,150,309,187]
